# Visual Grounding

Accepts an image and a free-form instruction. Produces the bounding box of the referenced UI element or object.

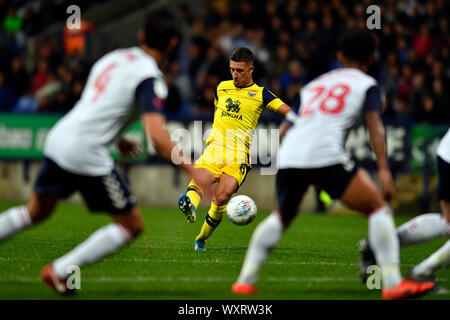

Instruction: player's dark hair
[339,29,376,63]
[230,47,254,64]
[143,7,181,51]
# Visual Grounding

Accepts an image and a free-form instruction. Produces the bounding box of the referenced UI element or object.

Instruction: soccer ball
[226,195,257,226]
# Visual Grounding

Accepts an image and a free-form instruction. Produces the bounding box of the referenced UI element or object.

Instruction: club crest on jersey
[248,90,257,97]
[225,98,241,113]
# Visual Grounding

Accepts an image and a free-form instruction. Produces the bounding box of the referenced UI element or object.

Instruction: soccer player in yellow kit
[178,47,296,251]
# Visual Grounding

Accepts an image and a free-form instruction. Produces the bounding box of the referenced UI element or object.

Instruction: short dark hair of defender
[230,47,254,65]
[339,29,376,63]
[143,7,181,51]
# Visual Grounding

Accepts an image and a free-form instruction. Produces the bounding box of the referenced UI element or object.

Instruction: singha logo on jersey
[222,98,243,120]
[225,98,241,113]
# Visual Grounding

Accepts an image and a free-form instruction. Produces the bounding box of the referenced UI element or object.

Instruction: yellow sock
[186,180,202,210]
[195,203,227,241]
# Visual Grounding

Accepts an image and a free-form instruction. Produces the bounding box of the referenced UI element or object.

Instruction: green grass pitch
[0,201,448,300]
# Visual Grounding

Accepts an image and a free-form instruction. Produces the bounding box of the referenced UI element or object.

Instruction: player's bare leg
[233,202,301,295]
[42,207,143,295]
[340,168,434,299]
[232,209,288,295]
[112,207,145,237]
[195,173,237,251]
[234,170,303,295]
[339,169,386,214]
[0,192,59,241]
[179,168,216,223]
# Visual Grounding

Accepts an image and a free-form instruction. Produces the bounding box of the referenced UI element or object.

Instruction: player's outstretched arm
[364,110,395,199]
[141,112,192,171]
[276,104,298,141]
[262,88,297,136]
[275,104,292,117]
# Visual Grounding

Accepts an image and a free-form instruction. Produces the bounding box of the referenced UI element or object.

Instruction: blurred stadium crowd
[0,0,449,124]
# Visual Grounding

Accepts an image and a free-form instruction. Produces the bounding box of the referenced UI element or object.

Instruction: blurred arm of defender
[363,86,395,199]
[137,78,212,197]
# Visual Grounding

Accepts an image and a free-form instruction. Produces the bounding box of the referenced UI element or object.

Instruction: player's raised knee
[214,191,233,206]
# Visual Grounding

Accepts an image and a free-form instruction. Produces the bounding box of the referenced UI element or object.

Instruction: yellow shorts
[194,143,251,186]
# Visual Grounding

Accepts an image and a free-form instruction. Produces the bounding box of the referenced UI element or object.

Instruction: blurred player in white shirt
[359,129,450,292]
[232,29,435,300]
[0,7,210,295]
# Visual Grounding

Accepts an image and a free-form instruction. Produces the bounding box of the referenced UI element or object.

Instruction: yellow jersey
[205,80,285,164]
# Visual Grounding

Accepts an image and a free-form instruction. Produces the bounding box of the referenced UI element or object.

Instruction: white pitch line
[103,258,419,268]
[0,256,357,265]
[119,258,357,266]
[0,276,358,283]
[1,276,447,284]
[0,256,418,267]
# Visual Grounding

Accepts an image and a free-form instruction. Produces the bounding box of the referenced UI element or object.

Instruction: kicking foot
[194,239,207,251]
[231,282,259,295]
[178,193,196,223]
[41,264,76,296]
[381,278,435,300]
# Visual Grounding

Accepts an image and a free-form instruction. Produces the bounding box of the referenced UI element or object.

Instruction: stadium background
[0,0,450,302]
[0,0,449,213]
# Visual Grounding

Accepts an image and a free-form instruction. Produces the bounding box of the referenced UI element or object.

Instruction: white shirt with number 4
[44,47,167,176]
